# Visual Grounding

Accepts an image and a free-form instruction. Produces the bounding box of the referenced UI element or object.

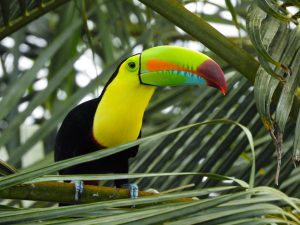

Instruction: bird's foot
[121,183,139,199]
[71,180,84,202]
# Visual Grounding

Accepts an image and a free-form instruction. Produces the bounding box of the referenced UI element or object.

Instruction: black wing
[55,98,100,161]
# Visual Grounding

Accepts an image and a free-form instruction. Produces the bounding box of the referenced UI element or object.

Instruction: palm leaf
[0,0,71,40]
[0,0,299,224]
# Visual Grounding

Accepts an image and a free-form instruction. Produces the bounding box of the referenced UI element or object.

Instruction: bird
[54,45,226,203]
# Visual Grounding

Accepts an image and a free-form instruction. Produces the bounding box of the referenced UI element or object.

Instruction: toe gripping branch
[70,181,138,204]
[71,180,84,202]
[121,183,139,199]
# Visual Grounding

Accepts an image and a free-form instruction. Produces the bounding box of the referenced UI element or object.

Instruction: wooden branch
[0,182,194,204]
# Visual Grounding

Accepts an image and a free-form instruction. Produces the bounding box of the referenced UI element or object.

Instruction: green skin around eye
[124,55,140,72]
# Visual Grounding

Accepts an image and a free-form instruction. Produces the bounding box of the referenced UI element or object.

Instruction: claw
[121,183,139,199]
[71,180,84,202]
[129,183,139,199]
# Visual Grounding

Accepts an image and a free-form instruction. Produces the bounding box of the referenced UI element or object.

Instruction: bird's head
[93,46,226,147]
[119,45,226,95]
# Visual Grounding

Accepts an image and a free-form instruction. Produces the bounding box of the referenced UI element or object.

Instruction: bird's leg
[71,180,84,202]
[113,160,139,199]
[115,178,139,199]
[121,183,139,199]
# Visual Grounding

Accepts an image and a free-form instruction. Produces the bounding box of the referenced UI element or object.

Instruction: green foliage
[248,0,300,185]
[0,0,300,224]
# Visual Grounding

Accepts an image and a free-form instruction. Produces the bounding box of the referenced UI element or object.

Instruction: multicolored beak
[139,46,226,95]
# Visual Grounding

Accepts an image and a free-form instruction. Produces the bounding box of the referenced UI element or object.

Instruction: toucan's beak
[139,46,226,95]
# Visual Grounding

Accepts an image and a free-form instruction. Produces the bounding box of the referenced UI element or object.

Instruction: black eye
[128,62,136,69]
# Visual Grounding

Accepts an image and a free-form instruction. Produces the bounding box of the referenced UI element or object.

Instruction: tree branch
[0,182,194,204]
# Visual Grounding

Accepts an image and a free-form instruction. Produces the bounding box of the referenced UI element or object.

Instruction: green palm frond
[0,0,71,40]
[0,0,300,224]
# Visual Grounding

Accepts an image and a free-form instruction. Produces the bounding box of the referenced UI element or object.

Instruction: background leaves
[248,0,300,184]
[0,0,300,224]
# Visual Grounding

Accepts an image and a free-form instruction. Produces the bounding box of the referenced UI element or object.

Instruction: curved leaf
[0,119,255,190]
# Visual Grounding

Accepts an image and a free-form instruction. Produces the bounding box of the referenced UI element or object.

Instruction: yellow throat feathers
[93,61,155,147]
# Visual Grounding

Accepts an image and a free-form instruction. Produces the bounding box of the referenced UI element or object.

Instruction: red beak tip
[221,88,226,96]
[198,59,226,96]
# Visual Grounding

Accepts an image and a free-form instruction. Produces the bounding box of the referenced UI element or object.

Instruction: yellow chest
[92,75,155,147]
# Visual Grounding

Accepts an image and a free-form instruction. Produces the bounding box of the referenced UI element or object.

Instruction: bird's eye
[127,61,137,71]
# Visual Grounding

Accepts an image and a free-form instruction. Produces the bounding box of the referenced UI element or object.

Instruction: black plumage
[54,64,138,188]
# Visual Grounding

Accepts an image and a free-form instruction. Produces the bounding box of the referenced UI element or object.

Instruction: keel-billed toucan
[54,46,226,201]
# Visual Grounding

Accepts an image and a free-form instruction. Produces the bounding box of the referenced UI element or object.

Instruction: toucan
[54,46,226,202]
